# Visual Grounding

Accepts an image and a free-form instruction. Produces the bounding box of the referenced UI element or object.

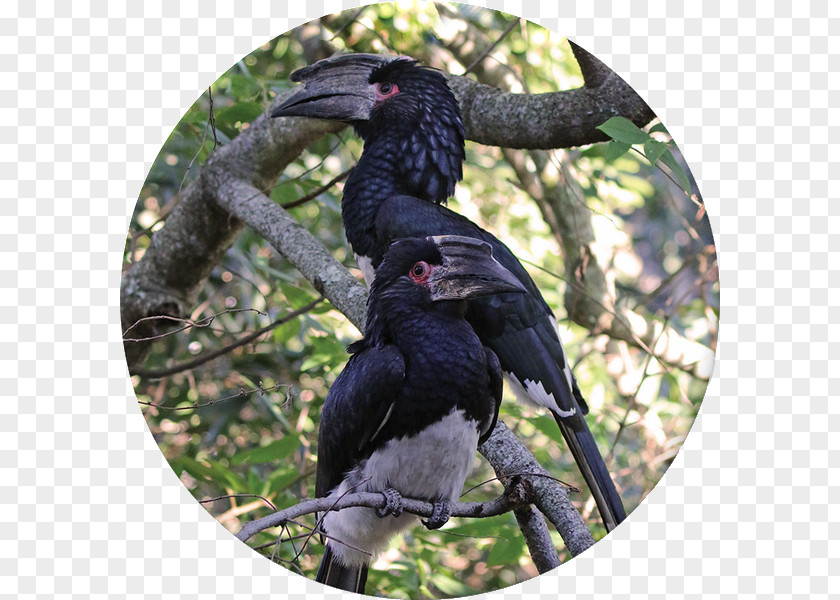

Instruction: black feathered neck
[342,59,466,258]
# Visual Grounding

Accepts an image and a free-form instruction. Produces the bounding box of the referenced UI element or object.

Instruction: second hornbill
[273,53,627,531]
[315,235,524,593]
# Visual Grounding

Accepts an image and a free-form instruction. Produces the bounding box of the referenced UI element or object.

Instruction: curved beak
[271,53,396,121]
[428,235,526,301]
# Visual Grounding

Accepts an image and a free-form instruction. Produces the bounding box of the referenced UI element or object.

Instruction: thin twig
[132,297,324,379]
[329,6,368,41]
[122,308,267,342]
[208,87,220,149]
[137,381,285,411]
[199,493,278,512]
[281,168,352,210]
[460,471,578,498]
[463,18,521,75]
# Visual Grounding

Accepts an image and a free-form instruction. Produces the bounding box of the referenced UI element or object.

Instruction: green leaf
[531,414,567,444]
[215,102,264,127]
[231,435,301,466]
[172,456,248,491]
[604,139,632,163]
[597,116,650,144]
[486,531,526,566]
[648,122,670,136]
[266,464,301,494]
[659,149,693,195]
[642,139,669,166]
[214,102,265,139]
[428,572,476,596]
[228,73,262,102]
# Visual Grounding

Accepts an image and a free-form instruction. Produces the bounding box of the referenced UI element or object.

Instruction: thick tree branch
[122,40,657,371]
[446,71,654,150]
[514,505,563,573]
[431,22,714,379]
[480,421,595,556]
[121,91,343,370]
[212,181,368,330]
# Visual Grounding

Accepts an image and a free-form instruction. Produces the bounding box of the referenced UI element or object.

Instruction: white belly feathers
[322,408,479,568]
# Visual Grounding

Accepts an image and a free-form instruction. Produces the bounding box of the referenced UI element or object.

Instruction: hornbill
[273,53,627,531]
[314,235,525,593]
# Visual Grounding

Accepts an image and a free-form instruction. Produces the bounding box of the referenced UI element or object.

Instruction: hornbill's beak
[271,53,398,121]
[427,235,526,301]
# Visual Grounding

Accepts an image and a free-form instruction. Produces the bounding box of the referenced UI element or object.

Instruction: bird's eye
[409,261,431,283]
[374,81,399,100]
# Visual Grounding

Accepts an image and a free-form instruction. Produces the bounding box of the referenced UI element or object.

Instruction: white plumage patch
[323,409,480,568]
[504,372,576,419]
[356,254,375,288]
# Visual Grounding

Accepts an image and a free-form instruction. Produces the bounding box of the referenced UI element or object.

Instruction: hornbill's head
[370,235,525,310]
[272,53,465,203]
[272,53,462,137]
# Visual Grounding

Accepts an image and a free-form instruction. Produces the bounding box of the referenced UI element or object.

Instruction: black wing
[316,344,406,498]
[479,346,504,446]
[374,194,626,529]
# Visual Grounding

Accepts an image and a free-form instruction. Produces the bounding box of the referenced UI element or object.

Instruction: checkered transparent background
[2,0,836,598]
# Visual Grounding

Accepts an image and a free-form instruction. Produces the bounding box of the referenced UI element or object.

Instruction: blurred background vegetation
[125,2,718,598]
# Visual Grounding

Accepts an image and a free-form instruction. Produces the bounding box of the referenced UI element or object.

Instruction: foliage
[125,3,719,598]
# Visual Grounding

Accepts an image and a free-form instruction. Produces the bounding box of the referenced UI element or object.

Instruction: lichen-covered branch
[514,505,563,573]
[212,180,368,331]
[121,92,343,370]
[480,422,595,556]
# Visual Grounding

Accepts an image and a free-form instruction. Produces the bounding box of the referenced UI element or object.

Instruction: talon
[422,499,451,530]
[376,488,403,518]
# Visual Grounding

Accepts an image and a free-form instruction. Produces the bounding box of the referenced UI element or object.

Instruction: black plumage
[273,54,626,531]
[314,235,523,593]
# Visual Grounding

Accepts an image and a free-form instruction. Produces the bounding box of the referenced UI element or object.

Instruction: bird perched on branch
[273,53,627,531]
[314,235,524,593]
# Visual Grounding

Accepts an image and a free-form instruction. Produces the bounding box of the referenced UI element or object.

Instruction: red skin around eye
[374,82,400,102]
[409,261,431,284]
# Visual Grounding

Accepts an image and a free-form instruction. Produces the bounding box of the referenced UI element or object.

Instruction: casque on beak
[427,235,526,301]
[271,53,398,121]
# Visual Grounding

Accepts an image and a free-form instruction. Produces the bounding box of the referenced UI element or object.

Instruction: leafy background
[125,3,718,598]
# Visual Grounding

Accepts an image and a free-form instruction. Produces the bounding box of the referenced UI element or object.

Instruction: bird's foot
[422,499,451,530]
[376,488,404,518]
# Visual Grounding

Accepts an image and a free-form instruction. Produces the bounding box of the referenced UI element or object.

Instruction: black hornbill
[314,235,525,593]
[273,53,627,531]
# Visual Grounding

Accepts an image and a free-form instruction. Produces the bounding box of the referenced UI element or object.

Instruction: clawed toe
[422,499,451,530]
[376,488,404,518]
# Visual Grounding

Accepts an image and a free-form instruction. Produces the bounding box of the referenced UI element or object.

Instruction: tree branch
[121,89,343,371]
[122,40,657,371]
[235,487,528,544]
[514,505,563,573]
[123,27,658,565]
[480,421,594,556]
[131,297,325,379]
[234,422,588,565]
[212,180,368,331]
[429,21,714,379]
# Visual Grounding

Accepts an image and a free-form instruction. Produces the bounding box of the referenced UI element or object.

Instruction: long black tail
[316,544,368,594]
[554,414,626,531]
